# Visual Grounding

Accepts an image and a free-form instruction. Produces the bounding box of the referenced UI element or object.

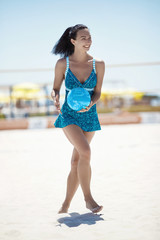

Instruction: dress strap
[65,56,69,78]
[93,59,96,73]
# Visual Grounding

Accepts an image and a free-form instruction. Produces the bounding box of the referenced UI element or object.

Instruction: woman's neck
[70,50,90,63]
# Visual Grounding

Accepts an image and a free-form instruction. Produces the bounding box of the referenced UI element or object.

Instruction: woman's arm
[90,59,105,106]
[51,59,65,113]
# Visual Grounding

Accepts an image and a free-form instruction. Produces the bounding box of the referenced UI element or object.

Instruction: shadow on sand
[56,212,104,227]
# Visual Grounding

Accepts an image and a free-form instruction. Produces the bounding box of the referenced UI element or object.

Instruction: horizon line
[0,61,160,73]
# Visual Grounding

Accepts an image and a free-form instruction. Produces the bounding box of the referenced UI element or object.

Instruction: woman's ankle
[84,194,94,202]
[62,200,70,208]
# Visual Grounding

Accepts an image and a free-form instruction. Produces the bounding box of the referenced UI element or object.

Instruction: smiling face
[70,28,92,52]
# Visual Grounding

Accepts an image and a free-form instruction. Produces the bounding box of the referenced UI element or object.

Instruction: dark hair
[51,24,88,58]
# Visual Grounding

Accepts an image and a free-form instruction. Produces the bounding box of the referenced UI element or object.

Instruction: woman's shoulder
[56,57,66,66]
[88,54,105,66]
[55,57,67,72]
[94,57,105,65]
[94,58,105,73]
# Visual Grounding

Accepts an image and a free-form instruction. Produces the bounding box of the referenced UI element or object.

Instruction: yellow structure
[11,82,42,100]
[100,88,145,101]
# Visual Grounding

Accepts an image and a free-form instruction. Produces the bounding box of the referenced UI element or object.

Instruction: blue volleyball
[67,87,91,111]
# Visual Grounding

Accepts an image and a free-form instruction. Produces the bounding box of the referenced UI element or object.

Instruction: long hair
[51,24,88,58]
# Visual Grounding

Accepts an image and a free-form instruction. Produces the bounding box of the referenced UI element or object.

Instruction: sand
[0,124,160,240]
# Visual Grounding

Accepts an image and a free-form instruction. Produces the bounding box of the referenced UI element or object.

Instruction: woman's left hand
[77,101,93,113]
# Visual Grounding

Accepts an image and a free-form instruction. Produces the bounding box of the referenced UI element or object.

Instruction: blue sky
[0,0,160,92]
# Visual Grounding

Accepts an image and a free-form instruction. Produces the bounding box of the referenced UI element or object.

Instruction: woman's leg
[59,124,102,213]
[58,130,95,213]
[58,148,79,213]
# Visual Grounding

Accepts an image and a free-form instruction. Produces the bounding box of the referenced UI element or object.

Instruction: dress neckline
[67,56,95,85]
[68,68,94,85]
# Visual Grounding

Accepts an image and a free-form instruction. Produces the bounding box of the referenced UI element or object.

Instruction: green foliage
[123,105,160,112]
[0,113,5,119]
[97,105,160,113]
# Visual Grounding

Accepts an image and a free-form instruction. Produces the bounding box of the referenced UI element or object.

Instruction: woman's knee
[71,145,91,167]
[71,148,79,168]
[79,144,91,160]
[71,158,79,168]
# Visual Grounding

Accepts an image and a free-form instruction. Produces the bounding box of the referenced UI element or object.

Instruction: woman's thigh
[63,124,95,155]
[70,129,95,165]
[82,129,95,144]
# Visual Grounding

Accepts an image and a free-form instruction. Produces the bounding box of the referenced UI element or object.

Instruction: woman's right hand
[51,90,62,114]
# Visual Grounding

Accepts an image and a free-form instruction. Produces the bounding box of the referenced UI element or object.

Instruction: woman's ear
[70,38,75,46]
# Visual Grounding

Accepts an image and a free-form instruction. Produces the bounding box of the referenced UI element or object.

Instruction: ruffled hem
[54,115,101,132]
[54,122,101,132]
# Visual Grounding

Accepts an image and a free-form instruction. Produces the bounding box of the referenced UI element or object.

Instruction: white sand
[0,124,160,240]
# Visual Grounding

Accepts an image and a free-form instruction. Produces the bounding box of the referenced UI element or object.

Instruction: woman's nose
[86,39,92,44]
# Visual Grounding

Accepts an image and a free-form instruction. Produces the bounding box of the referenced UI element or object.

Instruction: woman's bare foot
[86,199,103,213]
[89,205,103,213]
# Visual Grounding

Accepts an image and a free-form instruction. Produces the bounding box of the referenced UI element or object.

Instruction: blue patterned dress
[54,56,101,132]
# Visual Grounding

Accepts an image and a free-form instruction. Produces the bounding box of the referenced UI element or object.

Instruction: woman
[51,24,105,214]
